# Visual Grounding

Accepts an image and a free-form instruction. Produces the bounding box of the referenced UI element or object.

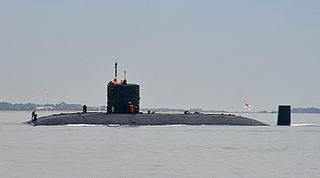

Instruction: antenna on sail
[123,70,127,84]
[114,62,118,81]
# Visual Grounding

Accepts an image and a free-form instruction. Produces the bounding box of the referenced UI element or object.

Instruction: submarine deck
[28,112,269,126]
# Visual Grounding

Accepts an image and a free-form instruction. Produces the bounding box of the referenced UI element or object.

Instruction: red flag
[244,101,253,110]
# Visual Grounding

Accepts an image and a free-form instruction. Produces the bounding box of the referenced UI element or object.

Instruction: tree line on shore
[0,102,105,111]
[1,101,320,113]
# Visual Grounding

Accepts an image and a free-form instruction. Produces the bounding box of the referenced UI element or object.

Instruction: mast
[114,62,118,81]
[123,70,127,84]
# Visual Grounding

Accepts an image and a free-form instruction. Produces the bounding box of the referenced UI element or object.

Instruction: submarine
[27,63,268,126]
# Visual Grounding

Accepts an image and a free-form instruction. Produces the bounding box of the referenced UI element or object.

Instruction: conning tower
[107,62,140,114]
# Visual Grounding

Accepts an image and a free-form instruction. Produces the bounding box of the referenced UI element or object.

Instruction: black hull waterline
[27,113,268,126]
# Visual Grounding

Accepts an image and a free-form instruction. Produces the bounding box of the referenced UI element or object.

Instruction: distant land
[1,101,320,114]
[0,102,101,111]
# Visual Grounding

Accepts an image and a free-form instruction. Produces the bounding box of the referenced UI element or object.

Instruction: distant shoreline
[1,101,320,114]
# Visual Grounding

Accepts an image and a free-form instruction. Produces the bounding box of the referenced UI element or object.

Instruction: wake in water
[65,124,191,127]
[269,123,320,127]
[65,124,105,127]
[291,123,320,127]
[63,123,320,127]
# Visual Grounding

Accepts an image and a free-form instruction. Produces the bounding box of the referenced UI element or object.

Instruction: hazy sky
[1,0,319,111]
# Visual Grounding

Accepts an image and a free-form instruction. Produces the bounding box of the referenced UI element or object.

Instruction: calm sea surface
[0,111,320,178]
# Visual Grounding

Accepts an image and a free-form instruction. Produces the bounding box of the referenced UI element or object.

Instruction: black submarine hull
[27,112,268,126]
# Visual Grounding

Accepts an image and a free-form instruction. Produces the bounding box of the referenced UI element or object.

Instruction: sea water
[0,111,319,178]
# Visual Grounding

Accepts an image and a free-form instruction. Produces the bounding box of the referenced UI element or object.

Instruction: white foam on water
[106,124,191,128]
[291,123,320,127]
[65,124,105,127]
[63,123,320,127]
[143,124,189,127]
[106,124,189,128]
[107,124,122,127]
